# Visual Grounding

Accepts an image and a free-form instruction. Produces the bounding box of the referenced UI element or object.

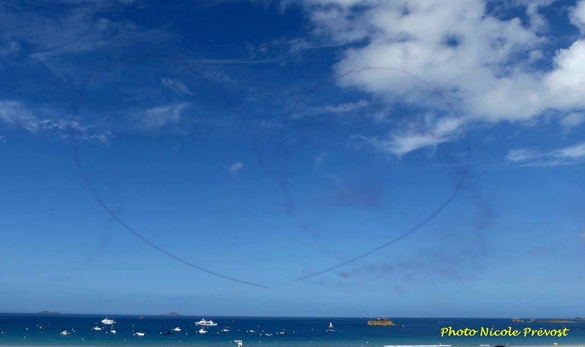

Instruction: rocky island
[36,311,61,315]
[162,312,182,317]
[367,318,395,326]
[511,318,523,322]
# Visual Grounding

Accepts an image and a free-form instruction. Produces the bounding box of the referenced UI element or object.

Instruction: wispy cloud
[561,112,585,129]
[0,0,170,82]
[229,162,244,173]
[0,40,20,56]
[0,100,43,132]
[0,100,112,143]
[188,57,285,65]
[296,100,371,119]
[505,142,585,167]
[353,116,464,157]
[161,78,197,96]
[137,102,190,130]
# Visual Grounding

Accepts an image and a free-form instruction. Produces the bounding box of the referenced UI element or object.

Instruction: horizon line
[1,312,581,320]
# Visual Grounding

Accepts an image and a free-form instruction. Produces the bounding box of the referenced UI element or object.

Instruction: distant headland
[36,311,61,315]
[513,318,578,323]
[161,312,182,317]
[539,319,575,323]
[367,318,395,326]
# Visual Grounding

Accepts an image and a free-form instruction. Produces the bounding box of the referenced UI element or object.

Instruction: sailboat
[110,323,117,335]
[326,322,335,332]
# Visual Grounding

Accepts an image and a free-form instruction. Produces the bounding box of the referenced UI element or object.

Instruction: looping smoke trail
[193,66,471,297]
[289,66,472,282]
[71,55,268,288]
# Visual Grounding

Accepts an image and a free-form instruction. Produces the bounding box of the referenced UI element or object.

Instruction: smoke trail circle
[192,66,471,297]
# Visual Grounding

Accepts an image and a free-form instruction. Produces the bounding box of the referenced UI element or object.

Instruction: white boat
[92,326,102,331]
[110,324,117,335]
[101,318,115,325]
[60,330,69,335]
[234,340,243,347]
[195,318,217,326]
[222,328,230,332]
[173,327,181,332]
[135,332,145,337]
[198,328,207,334]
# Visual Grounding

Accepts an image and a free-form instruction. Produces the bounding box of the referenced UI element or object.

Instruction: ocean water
[0,315,584,347]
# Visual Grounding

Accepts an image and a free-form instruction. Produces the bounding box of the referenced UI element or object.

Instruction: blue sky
[1,0,584,318]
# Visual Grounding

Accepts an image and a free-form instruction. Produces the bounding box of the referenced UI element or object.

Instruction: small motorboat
[101,318,115,325]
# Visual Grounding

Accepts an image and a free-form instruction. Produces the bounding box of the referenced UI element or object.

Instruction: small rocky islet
[367,318,395,326]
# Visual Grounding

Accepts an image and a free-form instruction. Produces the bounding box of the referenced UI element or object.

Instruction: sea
[0,315,584,347]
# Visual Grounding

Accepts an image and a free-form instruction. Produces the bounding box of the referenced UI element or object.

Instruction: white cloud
[138,102,190,130]
[570,0,585,35]
[0,100,112,143]
[580,231,585,242]
[298,0,585,156]
[229,162,244,173]
[0,135,5,143]
[505,142,585,167]
[161,78,197,96]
